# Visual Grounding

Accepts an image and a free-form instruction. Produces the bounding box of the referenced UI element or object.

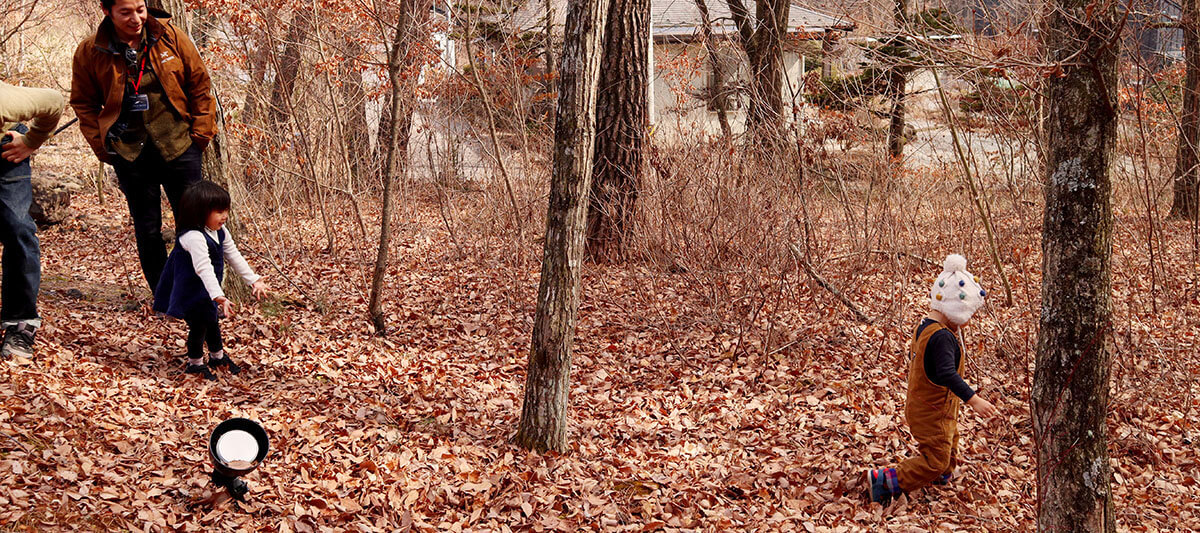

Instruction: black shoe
[1,324,35,359]
[184,363,217,380]
[208,355,242,375]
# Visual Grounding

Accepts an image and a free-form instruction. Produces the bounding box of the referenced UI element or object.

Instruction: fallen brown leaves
[0,152,1197,532]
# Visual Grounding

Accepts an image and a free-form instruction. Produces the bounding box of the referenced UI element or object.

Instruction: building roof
[507,0,855,40]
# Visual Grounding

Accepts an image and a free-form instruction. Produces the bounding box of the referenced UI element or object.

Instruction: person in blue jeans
[0,80,65,359]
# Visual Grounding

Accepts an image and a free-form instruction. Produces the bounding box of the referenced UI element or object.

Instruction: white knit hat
[929,254,986,326]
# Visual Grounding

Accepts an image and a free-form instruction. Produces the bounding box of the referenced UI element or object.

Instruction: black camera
[107,121,128,142]
[1,133,11,147]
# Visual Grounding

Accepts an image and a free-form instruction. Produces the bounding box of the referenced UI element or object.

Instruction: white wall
[650,41,813,142]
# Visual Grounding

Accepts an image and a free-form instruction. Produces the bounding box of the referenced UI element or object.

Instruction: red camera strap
[132,52,148,94]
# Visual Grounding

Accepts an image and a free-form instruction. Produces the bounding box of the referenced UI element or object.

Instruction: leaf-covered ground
[1,147,1197,532]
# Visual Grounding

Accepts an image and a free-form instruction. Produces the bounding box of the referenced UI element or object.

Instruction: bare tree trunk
[1172,0,1200,220]
[694,0,732,140]
[1033,0,1119,530]
[586,0,648,260]
[726,0,787,138]
[375,91,393,182]
[241,40,270,127]
[268,11,311,130]
[341,37,371,190]
[886,0,908,161]
[514,0,610,453]
[544,0,557,76]
[368,0,431,334]
[148,0,251,302]
[821,34,832,80]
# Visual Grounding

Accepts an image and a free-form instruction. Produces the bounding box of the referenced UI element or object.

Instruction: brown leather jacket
[70,10,214,162]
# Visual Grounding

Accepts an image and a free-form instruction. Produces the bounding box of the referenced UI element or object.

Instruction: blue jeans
[0,153,40,326]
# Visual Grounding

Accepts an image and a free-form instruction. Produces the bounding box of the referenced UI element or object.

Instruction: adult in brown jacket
[71,0,216,293]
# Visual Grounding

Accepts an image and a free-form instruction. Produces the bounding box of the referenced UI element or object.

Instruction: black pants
[185,316,223,360]
[112,142,202,292]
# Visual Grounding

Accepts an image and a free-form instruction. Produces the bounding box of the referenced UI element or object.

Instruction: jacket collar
[92,9,170,55]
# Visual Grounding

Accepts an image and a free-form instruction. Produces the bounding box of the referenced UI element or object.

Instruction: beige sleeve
[0,80,65,149]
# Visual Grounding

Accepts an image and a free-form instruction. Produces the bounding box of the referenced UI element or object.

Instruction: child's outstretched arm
[220,229,267,299]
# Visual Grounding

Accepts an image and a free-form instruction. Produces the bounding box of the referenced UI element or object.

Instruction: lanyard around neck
[129,48,148,94]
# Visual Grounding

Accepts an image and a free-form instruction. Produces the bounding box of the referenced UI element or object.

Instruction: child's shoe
[866,468,902,504]
[932,472,953,486]
[208,353,242,375]
[185,362,216,381]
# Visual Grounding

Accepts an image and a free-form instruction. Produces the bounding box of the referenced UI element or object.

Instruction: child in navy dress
[154,181,267,380]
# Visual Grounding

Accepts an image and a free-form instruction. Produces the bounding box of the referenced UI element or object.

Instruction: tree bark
[1033,0,1119,531]
[1171,0,1200,220]
[340,37,371,189]
[821,34,832,80]
[726,0,787,139]
[694,0,732,140]
[368,0,431,334]
[268,11,312,130]
[544,0,557,77]
[586,0,648,260]
[515,0,610,453]
[375,91,393,181]
[240,39,270,127]
[148,0,251,302]
[886,0,908,161]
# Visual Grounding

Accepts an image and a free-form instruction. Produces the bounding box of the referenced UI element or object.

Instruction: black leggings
[185,317,223,360]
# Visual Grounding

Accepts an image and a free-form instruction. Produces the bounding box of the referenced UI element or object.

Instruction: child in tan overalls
[866,254,999,504]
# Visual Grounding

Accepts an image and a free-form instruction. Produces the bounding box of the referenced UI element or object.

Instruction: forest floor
[1,136,1198,532]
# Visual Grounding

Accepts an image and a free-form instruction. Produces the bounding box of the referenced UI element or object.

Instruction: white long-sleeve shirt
[177,225,262,300]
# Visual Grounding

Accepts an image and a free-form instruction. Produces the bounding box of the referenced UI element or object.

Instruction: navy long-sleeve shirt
[916,318,975,402]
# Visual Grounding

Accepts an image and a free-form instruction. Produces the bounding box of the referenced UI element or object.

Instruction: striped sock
[884,468,900,495]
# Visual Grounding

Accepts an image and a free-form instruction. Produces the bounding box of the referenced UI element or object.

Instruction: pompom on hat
[929,254,986,326]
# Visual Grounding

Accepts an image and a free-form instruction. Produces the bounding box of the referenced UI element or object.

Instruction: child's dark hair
[176,181,231,232]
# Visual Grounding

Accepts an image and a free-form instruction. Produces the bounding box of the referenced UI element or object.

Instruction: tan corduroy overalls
[897,321,964,492]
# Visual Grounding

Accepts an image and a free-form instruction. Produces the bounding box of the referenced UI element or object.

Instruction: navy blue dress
[153,228,225,322]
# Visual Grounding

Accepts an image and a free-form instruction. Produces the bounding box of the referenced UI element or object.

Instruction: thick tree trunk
[745,38,783,134]
[1033,0,1119,531]
[1171,0,1200,220]
[886,0,908,161]
[514,0,610,453]
[368,0,430,334]
[240,41,270,127]
[149,0,251,302]
[726,0,786,139]
[586,0,648,260]
[268,12,311,130]
[341,38,371,189]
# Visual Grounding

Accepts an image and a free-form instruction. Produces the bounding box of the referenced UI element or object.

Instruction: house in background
[1132,0,1183,67]
[941,0,1031,36]
[507,0,854,140]
[947,0,1182,69]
